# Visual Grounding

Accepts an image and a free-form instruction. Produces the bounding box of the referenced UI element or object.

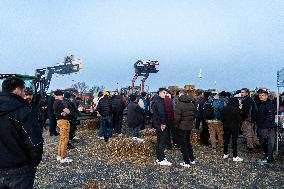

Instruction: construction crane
[35,55,82,95]
[131,60,159,93]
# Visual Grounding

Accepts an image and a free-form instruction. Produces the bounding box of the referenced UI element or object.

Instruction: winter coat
[256,99,276,129]
[209,98,224,120]
[0,92,43,169]
[195,96,206,118]
[112,95,126,115]
[97,96,112,117]
[174,95,195,130]
[241,95,257,123]
[222,98,242,131]
[152,96,167,129]
[127,101,144,128]
[164,96,174,121]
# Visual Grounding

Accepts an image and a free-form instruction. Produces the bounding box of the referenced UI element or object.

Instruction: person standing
[95,92,104,139]
[174,90,196,167]
[205,92,224,152]
[96,91,113,142]
[196,92,210,145]
[240,88,260,152]
[127,94,144,141]
[0,77,43,189]
[256,90,277,165]
[222,97,243,162]
[64,92,79,149]
[53,90,73,163]
[164,93,176,149]
[112,91,127,134]
[48,92,59,136]
[138,92,148,130]
[152,88,172,166]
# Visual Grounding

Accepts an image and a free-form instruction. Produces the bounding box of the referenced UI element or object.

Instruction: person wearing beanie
[53,90,73,163]
[127,94,144,142]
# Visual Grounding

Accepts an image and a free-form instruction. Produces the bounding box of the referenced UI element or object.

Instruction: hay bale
[168,86,180,95]
[184,84,195,91]
[107,136,156,163]
[139,128,156,138]
[190,129,201,145]
[78,119,99,131]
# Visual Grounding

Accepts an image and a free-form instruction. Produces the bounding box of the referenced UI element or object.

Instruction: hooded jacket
[222,98,242,130]
[112,95,127,115]
[174,95,195,130]
[0,92,43,169]
[127,101,144,128]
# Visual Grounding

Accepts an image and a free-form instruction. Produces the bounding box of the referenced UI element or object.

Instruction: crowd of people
[0,76,282,188]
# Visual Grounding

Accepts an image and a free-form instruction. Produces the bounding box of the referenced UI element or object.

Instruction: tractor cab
[0,74,38,93]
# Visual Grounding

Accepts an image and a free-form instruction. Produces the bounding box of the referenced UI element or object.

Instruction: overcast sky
[0,0,283,92]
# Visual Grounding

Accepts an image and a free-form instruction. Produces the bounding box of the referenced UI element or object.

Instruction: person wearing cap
[96,91,113,142]
[152,88,172,166]
[256,90,277,165]
[53,90,73,163]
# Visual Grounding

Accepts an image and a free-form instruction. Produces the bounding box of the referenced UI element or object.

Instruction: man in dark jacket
[97,91,113,142]
[256,90,276,165]
[240,88,260,152]
[53,90,73,163]
[64,92,79,149]
[0,77,43,189]
[152,88,172,166]
[112,91,127,134]
[196,92,210,145]
[174,91,196,167]
[127,94,144,141]
[222,97,243,162]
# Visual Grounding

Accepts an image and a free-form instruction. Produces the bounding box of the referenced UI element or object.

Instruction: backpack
[203,101,214,120]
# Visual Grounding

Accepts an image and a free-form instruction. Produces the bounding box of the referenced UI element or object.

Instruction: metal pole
[276,86,279,154]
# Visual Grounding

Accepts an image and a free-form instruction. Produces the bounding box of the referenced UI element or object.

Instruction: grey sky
[0,0,283,92]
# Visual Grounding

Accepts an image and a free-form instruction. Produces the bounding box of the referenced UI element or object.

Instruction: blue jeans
[101,116,113,140]
[98,117,104,137]
[132,127,140,138]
